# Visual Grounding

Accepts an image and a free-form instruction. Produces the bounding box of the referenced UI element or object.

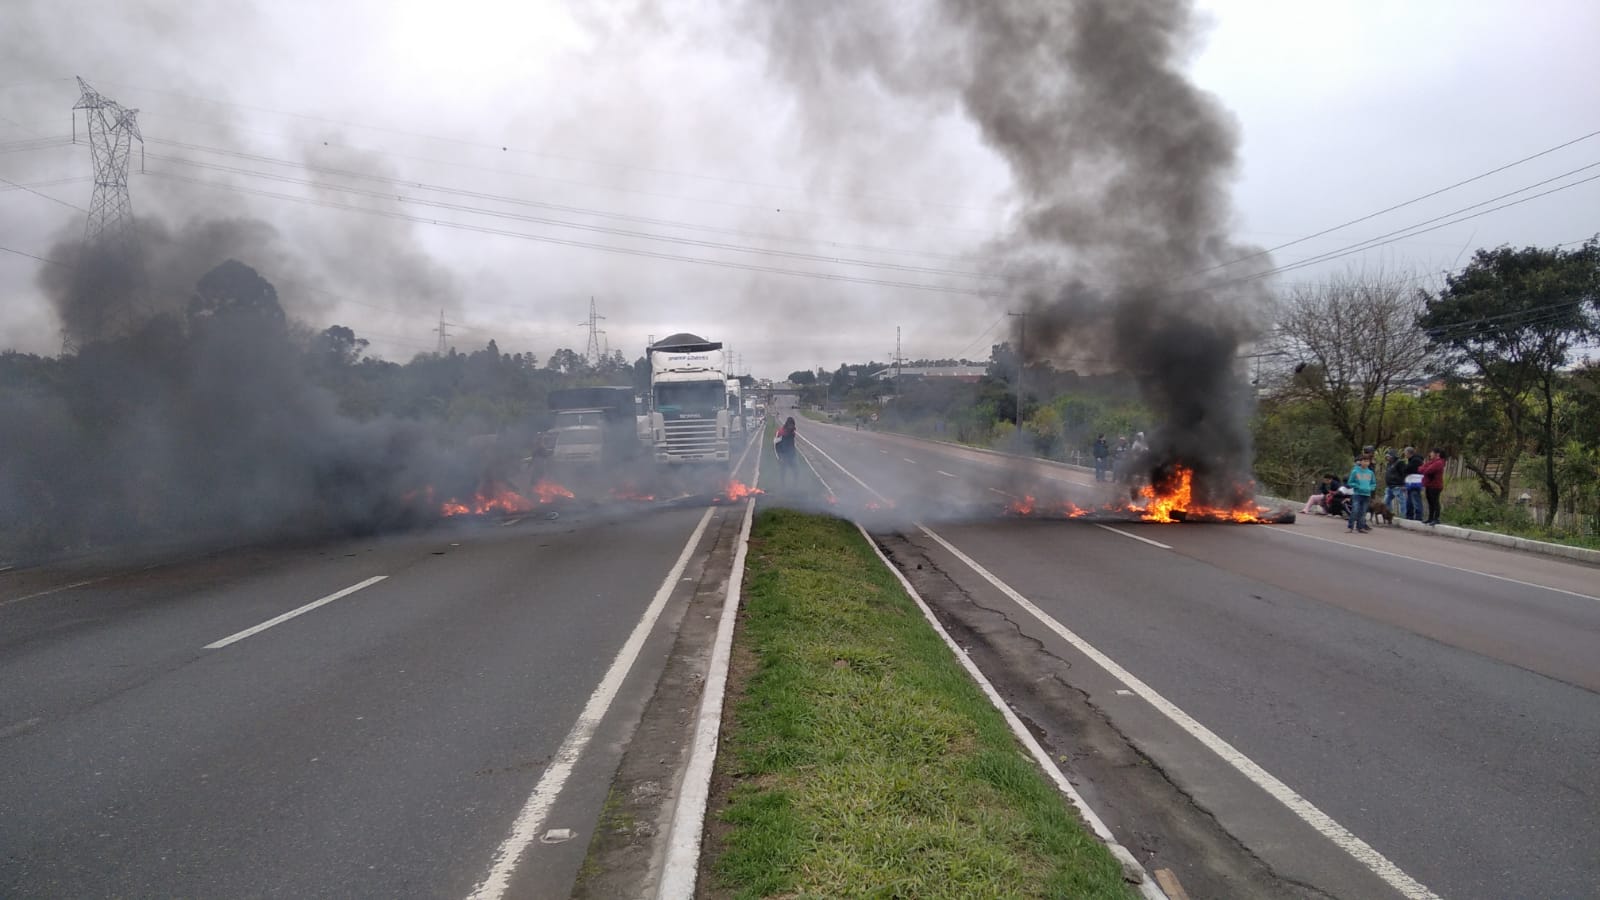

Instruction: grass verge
[705,507,1135,899]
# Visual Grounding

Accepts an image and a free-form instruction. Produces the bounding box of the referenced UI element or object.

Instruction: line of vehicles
[537,332,762,495]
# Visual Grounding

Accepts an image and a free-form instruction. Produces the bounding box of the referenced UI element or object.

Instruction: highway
[789,413,1600,900]
[0,448,758,899]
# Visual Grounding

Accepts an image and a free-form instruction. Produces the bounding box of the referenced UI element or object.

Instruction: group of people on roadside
[1301,445,1447,531]
[1091,432,1148,484]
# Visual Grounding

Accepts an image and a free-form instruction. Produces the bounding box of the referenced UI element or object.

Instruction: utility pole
[1008,312,1027,455]
[64,77,145,352]
[581,297,607,367]
[895,326,903,381]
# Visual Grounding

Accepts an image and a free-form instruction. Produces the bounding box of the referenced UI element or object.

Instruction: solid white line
[917,525,1441,900]
[797,447,836,496]
[1270,526,1600,604]
[1095,524,1173,550]
[937,470,958,479]
[798,434,892,504]
[658,449,761,899]
[856,522,1164,899]
[468,505,717,900]
[204,576,388,649]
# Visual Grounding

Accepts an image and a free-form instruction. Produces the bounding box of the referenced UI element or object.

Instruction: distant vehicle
[645,333,731,472]
[546,386,638,466]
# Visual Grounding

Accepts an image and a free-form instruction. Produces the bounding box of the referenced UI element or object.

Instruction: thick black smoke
[748,0,1275,503]
[1,227,483,562]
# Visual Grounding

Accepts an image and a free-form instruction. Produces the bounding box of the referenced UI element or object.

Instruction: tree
[1420,239,1600,524]
[545,348,589,375]
[187,259,287,333]
[1272,269,1430,454]
[786,370,817,385]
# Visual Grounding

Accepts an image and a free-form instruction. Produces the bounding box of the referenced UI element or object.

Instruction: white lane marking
[988,487,1011,496]
[658,450,761,899]
[798,434,892,504]
[937,470,958,479]
[468,505,717,900]
[797,447,836,496]
[917,525,1441,900]
[0,717,43,739]
[1095,524,1173,550]
[500,517,523,527]
[204,576,388,649]
[902,457,918,464]
[856,523,1163,899]
[1271,526,1600,604]
[1,577,107,609]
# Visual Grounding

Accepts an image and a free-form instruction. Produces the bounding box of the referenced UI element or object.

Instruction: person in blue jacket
[1345,453,1377,533]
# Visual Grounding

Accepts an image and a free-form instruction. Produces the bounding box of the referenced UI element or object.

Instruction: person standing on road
[1092,434,1109,482]
[774,416,798,486]
[1383,449,1407,516]
[1403,446,1425,521]
[1345,454,1377,533]
[1419,448,1447,525]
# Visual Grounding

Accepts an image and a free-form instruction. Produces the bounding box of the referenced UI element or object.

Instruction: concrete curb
[1259,489,1600,567]
[1387,516,1600,565]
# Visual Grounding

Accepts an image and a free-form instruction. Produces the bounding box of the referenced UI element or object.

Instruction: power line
[144,168,1001,298]
[1230,170,1600,288]
[1200,126,1600,276]
[141,137,994,270]
[0,243,73,267]
[141,151,1008,283]
[0,173,87,212]
[98,78,1013,219]
[134,110,999,241]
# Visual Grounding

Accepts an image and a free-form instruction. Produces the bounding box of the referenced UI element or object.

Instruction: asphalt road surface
[0,447,757,899]
[789,413,1600,900]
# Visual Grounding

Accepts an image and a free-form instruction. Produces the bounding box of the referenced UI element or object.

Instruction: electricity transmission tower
[581,297,607,366]
[434,309,456,354]
[65,76,145,351]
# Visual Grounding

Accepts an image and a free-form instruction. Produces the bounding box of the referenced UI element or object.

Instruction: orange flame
[531,479,575,504]
[432,479,574,517]
[723,479,765,501]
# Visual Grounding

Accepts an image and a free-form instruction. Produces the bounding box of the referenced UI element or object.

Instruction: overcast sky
[2,0,1596,378]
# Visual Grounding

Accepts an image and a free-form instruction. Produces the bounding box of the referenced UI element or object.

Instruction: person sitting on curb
[1301,473,1341,514]
[1345,454,1377,533]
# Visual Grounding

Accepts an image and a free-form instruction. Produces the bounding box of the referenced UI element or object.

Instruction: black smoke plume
[1,223,482,562]
[748,0,1275,503]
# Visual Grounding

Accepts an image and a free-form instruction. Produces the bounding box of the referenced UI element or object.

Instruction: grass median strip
[704,506,1135,899]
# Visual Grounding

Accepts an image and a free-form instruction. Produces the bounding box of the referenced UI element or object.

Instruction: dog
[1368,498,1394,526]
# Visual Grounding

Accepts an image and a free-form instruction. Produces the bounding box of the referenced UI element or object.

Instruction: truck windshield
[655,382,724,412]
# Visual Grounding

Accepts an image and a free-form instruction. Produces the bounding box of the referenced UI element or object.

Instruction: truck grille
[662,419,725,460]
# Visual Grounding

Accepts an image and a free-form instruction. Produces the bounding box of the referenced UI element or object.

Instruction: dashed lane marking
[204,576,389,649]
[1095,524,1172,550]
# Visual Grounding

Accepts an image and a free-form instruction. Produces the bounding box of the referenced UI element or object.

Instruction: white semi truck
[646,333,731,471]
[726,378,746,448]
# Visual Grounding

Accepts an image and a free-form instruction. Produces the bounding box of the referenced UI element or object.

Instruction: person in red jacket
[1418,448,1447,525]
